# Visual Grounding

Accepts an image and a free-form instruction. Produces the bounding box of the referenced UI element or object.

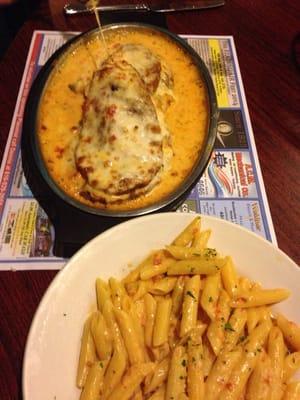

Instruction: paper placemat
[0,31,276,270]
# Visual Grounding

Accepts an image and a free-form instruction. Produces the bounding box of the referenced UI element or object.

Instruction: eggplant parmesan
[76,52,172,203]
[37,27,209,211]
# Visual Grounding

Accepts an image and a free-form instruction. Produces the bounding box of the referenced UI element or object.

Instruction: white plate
[23,213,300,400]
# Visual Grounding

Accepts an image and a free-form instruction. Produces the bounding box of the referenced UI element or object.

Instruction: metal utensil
[64,0,225,15]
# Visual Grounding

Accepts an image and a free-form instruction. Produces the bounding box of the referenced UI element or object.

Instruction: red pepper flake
[77,156,86,164]
[225,382,234,391]
[235,297,247,304]
[152,275,162,283]
[263,376,271,385]
[106,104,117,118]
[153,255,162,265]
[150,124,161,133]
[215,306,221,318]
[55,146,65,158]
[108,134,117,143]
[91,179,99,187]
[82,101,90,114]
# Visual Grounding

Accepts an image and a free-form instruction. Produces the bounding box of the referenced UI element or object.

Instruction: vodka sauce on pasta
[76,217,300,400]
[37,27,208,210]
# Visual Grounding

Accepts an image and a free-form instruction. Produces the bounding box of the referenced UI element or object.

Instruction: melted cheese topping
[76,58,165,202]
[111,43,162,93]
[38,27,209,211]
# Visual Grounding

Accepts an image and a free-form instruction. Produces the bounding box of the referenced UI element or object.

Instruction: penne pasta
[167,258,225,276]
[147,384,166,400]
[131,387,143,400]
[231,288,290,308]
[171,276,186,317]
[122,265,144,285]
[283,352,300,382]
[245,350,272,400]
[187,330,204,400]
[260,306,271,322]
[222,320,272,400]
[109,278,131,310]
[96,279,111,312]
[205,347,243,400]
[207,289,231,355]
[165,346,187,400]
[277,314,300,351]
[149,277,177,295]
[238,277,253,292]
[153,297,172,347]
[80,360,108,400]
[144,356,170,395]
[202,336,216,378]
[244,320,272,355]
[102,300,125,353]
[114,308,145,364]
[144,293,157,348]
[106,363,154,400]
[178,324,207,347]
[168,316,179,350]
[76,218,298,400]
[268,326,286,400]
[122,253,154,285]
[149,342,170,362]
[172,217,201,246]
[102,343,127,400]
[132,280,152,301]
[124,281,139,297]
[140,250,175,280]
[247,307,260,333]
[190,221,201,246]
[178,394,189,400]
[132,298,146,326]
[221,360,252,400]
[165,245,218,260]
[128,301,147,359]
[77,315,97,388]
[282,381,300,400]
[201,272,221,321]
[222,308,247,352]
[180,275,201,337]
[247,306,271,334]
[192,228,211,249]
[90,311,112,360]
[221,256,238,298]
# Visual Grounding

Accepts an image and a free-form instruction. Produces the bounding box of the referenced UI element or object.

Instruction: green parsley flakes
[186,291,196,300]
[224,322,235,332]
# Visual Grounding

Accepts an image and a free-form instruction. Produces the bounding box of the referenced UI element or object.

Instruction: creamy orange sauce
[37,27,209,211]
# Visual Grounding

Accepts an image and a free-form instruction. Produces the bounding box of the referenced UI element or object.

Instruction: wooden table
[0,1,299,398]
